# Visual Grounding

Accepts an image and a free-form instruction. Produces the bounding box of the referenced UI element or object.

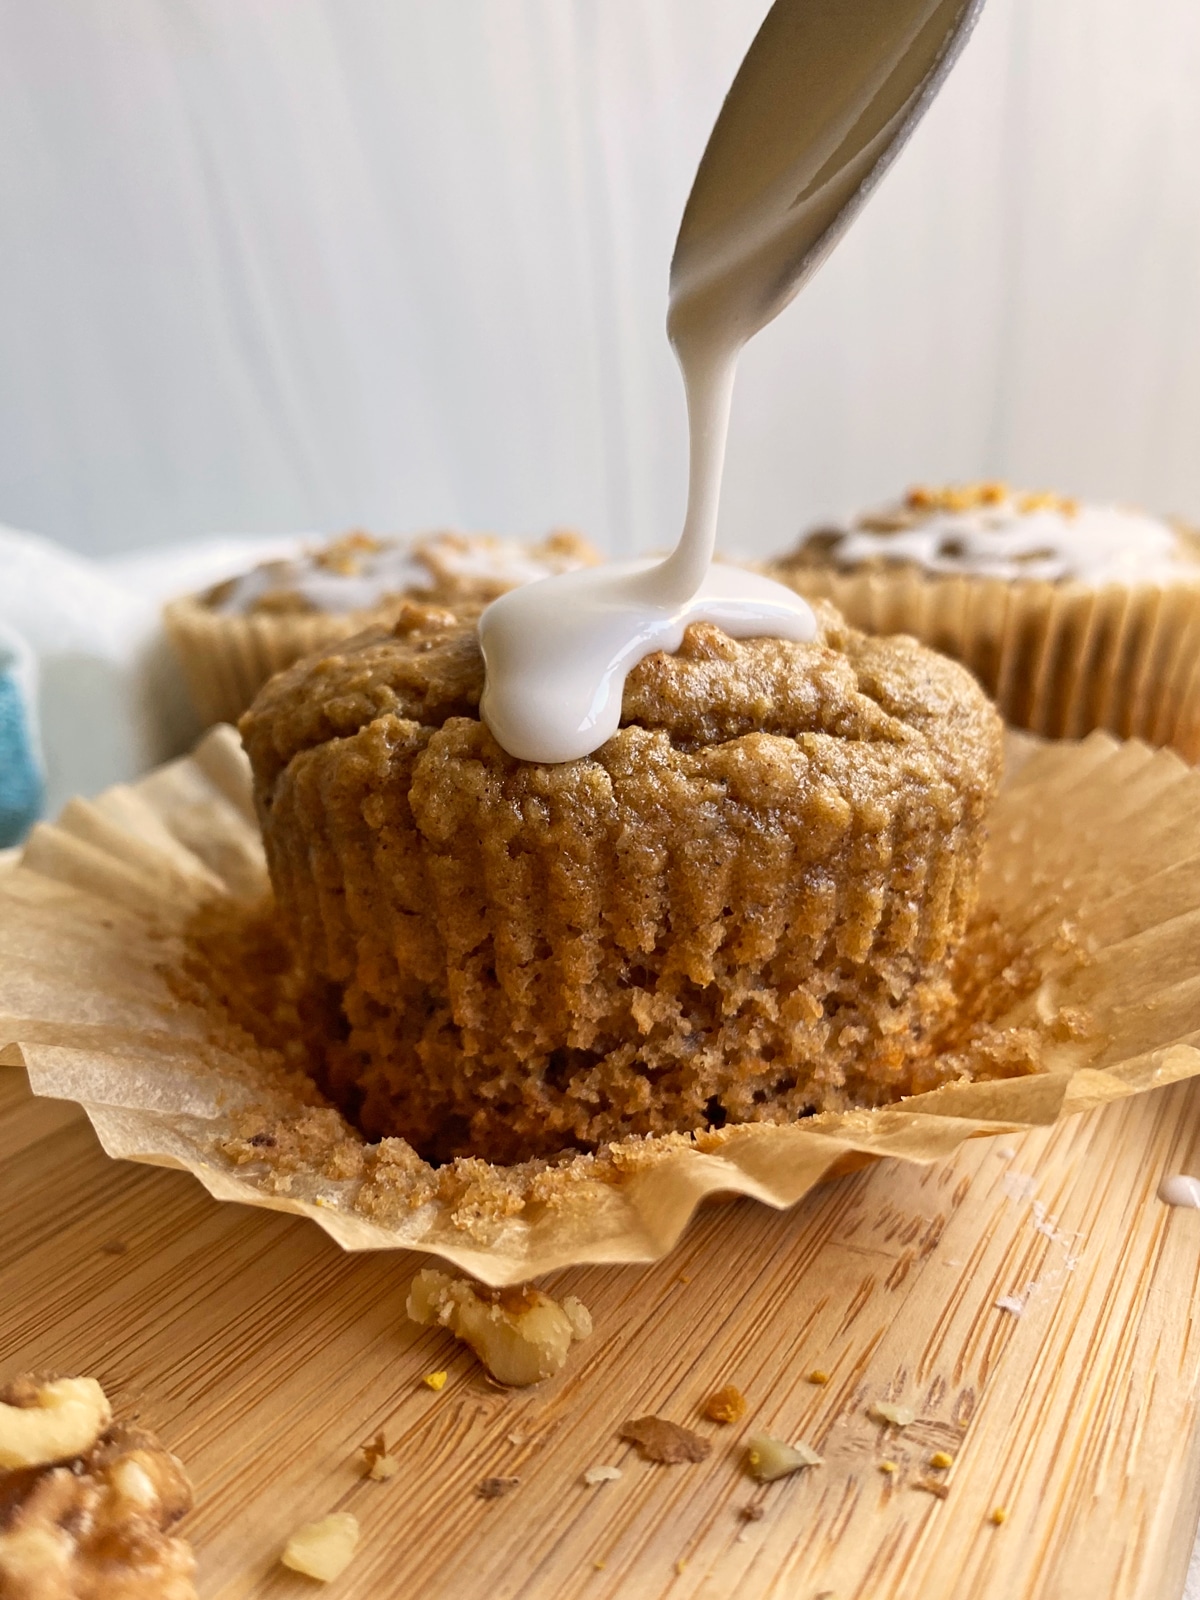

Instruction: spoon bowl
[668,0,987,356]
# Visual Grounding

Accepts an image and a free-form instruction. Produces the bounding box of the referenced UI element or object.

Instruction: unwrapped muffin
[165,528,598,729]
[768,483,1200,756]
[240,601,998,1164]
[240,601,1004,1165]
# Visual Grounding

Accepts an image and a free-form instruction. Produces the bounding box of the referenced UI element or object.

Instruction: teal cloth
[0,666,43,846]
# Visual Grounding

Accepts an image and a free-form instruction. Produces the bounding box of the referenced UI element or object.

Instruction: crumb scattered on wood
[359,1433,399,1481]
[583,1464,622,1486]
[675,1556,688,1574]
[989,1506,1008,1525]
[745,1434,823,1482]
[738,1503,765,1522]
[995,1294,1026,1315]
[1002,1171,1037,1201]
[407,1269,592,1387]
[422,1370,448,1391]
[702,1385,746,1424]
[619,1416,711,1465]
[477,1476,520,1500]
[806,1370,830,1386]
[281,1513,359,1581]
[879,1460,899,1475]
[929,1451,954,1470]
[913,1477,950,1500]
[868,1402,915,1428]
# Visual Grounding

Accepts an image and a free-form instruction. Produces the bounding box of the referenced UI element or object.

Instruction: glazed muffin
[241,600,1004,1165]
[165,528,598,729]
[768,483,1200,756]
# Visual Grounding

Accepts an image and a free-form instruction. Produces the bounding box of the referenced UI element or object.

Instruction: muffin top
[202,529,599,617]
[241,598,1003,816]
[778,483,1200,586]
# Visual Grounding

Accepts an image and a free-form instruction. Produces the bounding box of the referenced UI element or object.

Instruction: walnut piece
[913,1477,951,1500]
[0,1377,195,1600]
[702,1385,746,1425]
[281,1513,359,1581]
[868,1401,916,1428]
[0,1377,112,1470]
[359,1434,399,1482]
[476,1476,520,1500]
[618,1417,711,1465]
[745,1434,823,1482]
[406,1269,592,1387]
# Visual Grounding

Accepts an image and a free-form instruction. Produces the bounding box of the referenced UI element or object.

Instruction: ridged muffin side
[241,600,1004,1164]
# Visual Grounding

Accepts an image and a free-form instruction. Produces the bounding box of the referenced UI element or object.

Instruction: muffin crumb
[476,1476,520,1501]
[702,1386,747,1424]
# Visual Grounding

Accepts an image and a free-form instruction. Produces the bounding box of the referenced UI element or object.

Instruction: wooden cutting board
[4,1056,1200,1600]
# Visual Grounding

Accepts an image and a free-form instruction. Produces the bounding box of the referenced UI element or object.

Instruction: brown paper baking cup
[4,725,1200,1286]
[771,568,1200,761]
[163,595,369,728]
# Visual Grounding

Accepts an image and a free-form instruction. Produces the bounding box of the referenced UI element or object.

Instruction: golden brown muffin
[769,483,1200,757]
[165,528,598,729]
[241,600,1004,1165]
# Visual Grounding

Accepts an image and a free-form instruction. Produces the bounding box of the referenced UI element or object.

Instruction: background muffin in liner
[164,528,598,729]
[3,723,1200,1286]
[767,485,1200,760]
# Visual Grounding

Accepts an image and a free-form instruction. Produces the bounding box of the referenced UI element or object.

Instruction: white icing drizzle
[211,532,593,616]
[816,499,1195,586]
[478,343,817,764]
[1158,1174,1200,1209]
[479,0,989,765]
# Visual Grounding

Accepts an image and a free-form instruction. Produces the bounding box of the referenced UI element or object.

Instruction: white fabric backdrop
[1,0,1199,562]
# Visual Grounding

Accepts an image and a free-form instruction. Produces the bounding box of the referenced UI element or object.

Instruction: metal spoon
[668,0,987,355]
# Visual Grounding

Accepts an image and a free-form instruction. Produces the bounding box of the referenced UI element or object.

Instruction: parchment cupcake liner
[163,595,369,729]
[771,568,1200,760]
[4,725,1200,1286]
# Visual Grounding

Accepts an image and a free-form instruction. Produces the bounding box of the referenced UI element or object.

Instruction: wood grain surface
[4,1058,1200,1600]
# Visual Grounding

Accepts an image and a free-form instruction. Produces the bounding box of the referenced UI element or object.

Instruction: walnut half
[0,1375,195,1600]
[407,1269,592,1387]
[0,1377,112,1471]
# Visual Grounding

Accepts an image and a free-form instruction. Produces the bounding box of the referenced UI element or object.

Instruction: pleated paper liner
[4,724,1200,1287]
[163,595,370,729]
[769,567,1200,761]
